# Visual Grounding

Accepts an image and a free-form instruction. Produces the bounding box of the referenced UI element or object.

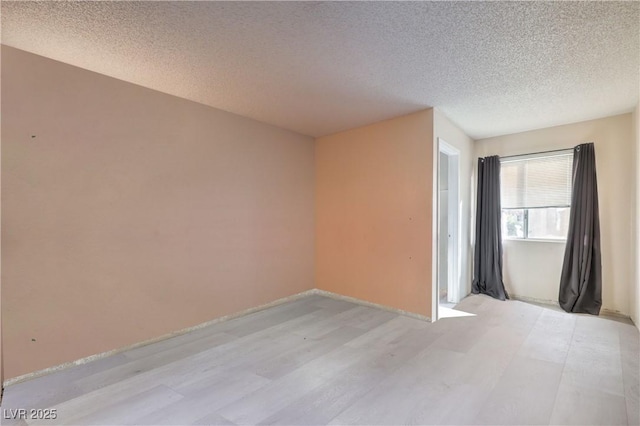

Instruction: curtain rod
[499,147,574,160]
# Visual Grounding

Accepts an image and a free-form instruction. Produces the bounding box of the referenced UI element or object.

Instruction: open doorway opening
[435,139,462,319]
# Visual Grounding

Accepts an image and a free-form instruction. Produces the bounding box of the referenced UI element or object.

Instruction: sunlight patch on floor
[438,306,476,319]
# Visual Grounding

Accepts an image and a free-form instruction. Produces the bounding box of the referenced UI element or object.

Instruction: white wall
[433,108,474,300]
[502,240,566,304]
[438,152,449,298]
[476,114,635,316]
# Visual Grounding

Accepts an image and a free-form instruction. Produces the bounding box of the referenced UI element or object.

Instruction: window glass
[527,207,570,240]
[500,151,572,241]
[501,209,525,239]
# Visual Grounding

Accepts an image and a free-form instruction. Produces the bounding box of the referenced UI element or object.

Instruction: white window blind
[501,152,573,209]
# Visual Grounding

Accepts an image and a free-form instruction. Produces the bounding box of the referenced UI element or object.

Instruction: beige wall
[1,46,315,380]
[433,109,475,301]
[476,114,635,315]
[316,110,434,317]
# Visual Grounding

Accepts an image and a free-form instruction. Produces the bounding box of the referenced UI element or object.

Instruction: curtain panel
[558,143,602,315]
[472,156,509,301]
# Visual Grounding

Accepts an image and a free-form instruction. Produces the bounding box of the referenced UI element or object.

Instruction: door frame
[432,138,461,320]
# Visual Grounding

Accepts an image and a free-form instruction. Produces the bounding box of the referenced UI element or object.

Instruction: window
[500,151,572,240]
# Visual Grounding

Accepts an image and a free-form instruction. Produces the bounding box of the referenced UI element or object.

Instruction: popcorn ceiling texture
[1,1,638,138]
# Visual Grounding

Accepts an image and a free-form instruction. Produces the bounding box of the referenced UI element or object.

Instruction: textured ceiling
[2,1,639,139]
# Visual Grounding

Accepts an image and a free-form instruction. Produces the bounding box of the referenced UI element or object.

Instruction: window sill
[503,238,566,244]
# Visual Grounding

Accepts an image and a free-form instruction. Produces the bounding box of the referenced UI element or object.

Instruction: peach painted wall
[1,46,315,380]
[316,110,434,318]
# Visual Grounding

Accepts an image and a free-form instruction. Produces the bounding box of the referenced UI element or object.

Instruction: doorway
[435,139,461,319]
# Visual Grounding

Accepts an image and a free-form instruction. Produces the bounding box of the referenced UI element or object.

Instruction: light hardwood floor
[1,294,639,425]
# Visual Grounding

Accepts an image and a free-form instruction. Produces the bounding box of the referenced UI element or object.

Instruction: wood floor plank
[517,308,577,364]
[471,355,564,425]
[251,325,366,380]
[562,320,625,397]
[74,311,322,393]
[2,294,637,425]
[259,333,430,425]
[55,385,183,426]
[620,323,640,426]
[133,372,270,425]
[1,354,130,411]
[25,382,181,426]
[75,331,239,392]
[328,348,466,425]
[216,344,376,425]
[344,315,427,349]
[550,383,629,425]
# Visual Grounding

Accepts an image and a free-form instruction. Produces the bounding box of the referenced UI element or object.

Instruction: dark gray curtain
[472,156,509,301]
[559,143,602,315]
